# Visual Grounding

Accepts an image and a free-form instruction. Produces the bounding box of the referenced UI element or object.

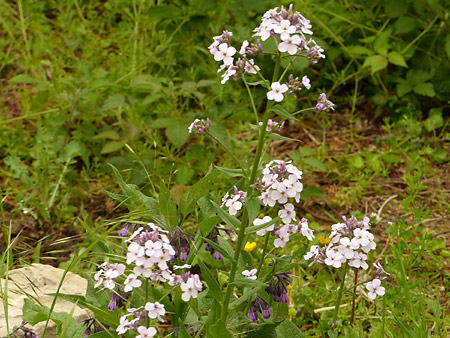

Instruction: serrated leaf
[362,55,388,74]
[388,51,407,67]
[302,157,326,171]
[197,259,223,302]
[270,104,298,121]
[413,83,435,97]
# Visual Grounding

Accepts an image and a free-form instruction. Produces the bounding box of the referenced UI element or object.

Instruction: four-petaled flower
[242,268,258,280]
[267,82,289,102]
[366,278,386,300]
[214,43,236,65]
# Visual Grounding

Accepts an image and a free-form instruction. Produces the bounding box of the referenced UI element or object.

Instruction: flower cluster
[221,186,247,215]
[286,74,311,95]
[116,302,165,336]
[248,295,271,322]
[253,5,324,62]
[94,262,125,290]
[260,119,284,132]
[209,31,261,84]
[188,118,210,135]
[304,216,376,269]
[255,160,303,207]
[315,93,335,112]
[265,272,291,303]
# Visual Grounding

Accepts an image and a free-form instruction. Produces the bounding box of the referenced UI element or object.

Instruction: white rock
[0,263,91,337]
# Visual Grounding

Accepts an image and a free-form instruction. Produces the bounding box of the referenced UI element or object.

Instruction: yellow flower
[244,241,256,252]
[318,236,331,246]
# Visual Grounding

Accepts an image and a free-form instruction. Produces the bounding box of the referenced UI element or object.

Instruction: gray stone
[0,263,91,337]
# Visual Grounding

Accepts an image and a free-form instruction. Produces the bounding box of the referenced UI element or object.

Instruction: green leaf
[232,277,267,288]
[302,157,326,171]
[347,45,374,56]
[384,0,408,18]
[179,170,219,216]
[347,154,364,169]
[209,319,232,338]
[362,55,388,74]
[203,238,232,259]
[9,74,41,84]
[94,130,120,140]
[276,319,306,338]
[270,105,299,121]
[395,16,418,34]
[215,166,246,177]
[396,80,413,97]
[101,94,126,111]
[197,259,223,302]
[269,133,299,142]
[210,200,240,231]
[424,108,444,132]
[388,52,407,67]
[413,83,435,97]
[159,180,178,227]
[245,197,260,224]
[108,165,161,216]
[432,147,447,163]
[100,141,124,154]
[301,186,326,200]
[199,216,221,236]
[165,122,190,148]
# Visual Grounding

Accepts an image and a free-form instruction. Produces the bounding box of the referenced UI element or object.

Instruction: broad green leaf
[384,0,408,18]
[347,45,374,56]
[347,154,364,169]
[276,319,306,338]
[432,147,447,163]
[302,157,326,171]
[395,16,418,34]
[148,5,182,19]
[301,186,326,200]
[199,216,220,236]
[209,319,232,338]
[197,259,223,302]
[396,80,413,97]
[9,74,40,84]
[94,130,120,140]
[388,52,407,67]
[159,180,178,227]
[413,83,435,97]
[179,170,219,216]
[246,324,278,338]
[299,147,316,156]
[210,200,240,231]
[270,104,298,121]
[245,197,260,224]
[362,55,388,74]
[100,141,124,154]
[215,166,246,177]
[165,123,190,148]
[101,94,126,111]
[424,108,444,132]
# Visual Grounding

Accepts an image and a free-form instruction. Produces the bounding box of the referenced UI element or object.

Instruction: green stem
[220,54,281,323]
[256,232,270,277]
[242,75,260,124]
[332,262,348,324]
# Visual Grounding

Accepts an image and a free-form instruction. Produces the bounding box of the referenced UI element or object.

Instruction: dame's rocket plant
[91,4,388,336]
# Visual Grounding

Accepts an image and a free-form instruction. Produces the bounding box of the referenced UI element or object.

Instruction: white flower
[116,316,131,335]
[127,242,145,265]
[225,195,243,215]
[366,279,385,300]
[324,250,344,268]
[304,245,320,260]
[214,43,236,65]
[278,203,296,224]
[299,220,314,241]
[136,326,157,338]
[180,275,202,301]
[302,75,311,89]
[145,301,166,320]
[221,66,236,84]
[239,40,249,56]
[274,19,297,40]
[267,82,288,102]
[242,268,258,280]
[278,34,302,55]
[254,216,274,236]
[124,273,142,292]
[188,119,201,133]
[255,18,275,41]
[338,237,358,259]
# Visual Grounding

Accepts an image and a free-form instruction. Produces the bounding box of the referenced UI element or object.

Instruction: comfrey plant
[92,4,386,337]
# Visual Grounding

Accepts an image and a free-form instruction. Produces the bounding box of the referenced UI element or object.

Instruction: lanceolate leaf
[197,259,223,302]
[179,170,219,216]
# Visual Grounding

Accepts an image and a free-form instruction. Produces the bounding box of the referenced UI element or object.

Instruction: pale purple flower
[242,268,258,280]
[366,279,385,300]
[214,43,236,65]
[267,82,288,102]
